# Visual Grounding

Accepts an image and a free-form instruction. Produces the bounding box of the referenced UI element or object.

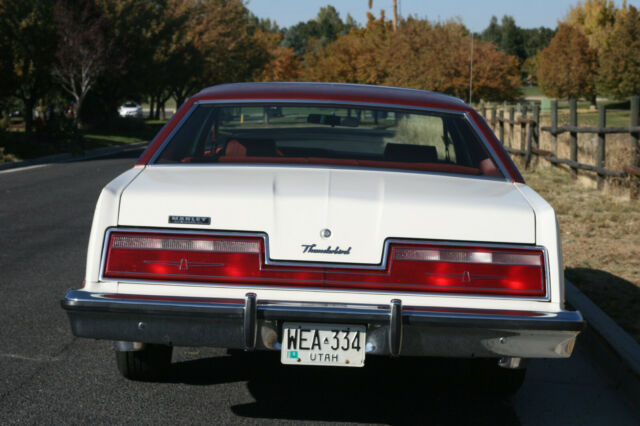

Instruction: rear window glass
[154,104,503,178]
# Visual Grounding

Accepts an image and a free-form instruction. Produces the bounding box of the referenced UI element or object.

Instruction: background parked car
[118,101,143,118]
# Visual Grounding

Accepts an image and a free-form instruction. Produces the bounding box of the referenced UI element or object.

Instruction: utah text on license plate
[280,323,366,367]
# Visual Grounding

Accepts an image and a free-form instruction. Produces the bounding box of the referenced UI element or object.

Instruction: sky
[246,0,637,33]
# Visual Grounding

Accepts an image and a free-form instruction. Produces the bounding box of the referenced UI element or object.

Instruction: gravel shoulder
[521,166,640,343]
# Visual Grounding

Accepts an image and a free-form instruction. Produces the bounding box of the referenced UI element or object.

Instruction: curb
[0,141,148,172]
[565,279,640,406]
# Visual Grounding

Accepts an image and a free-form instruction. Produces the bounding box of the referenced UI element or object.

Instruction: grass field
[521,166,640,342]
[483,87,635,128]
[520,85,543,98]
[0,119,165,162]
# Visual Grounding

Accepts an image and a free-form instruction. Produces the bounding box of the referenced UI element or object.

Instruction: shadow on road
[165,351,521,425]
[566,267,640,342]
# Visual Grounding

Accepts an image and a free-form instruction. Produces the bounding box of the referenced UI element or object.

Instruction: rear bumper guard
[61,289,584,359]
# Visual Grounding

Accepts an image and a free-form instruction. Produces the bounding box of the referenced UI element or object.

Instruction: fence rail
[481,96,640,199]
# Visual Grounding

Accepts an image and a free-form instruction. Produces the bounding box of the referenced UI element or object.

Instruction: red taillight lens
[389,245,546,297]
[103,232,263,283]
[103,232,546,297]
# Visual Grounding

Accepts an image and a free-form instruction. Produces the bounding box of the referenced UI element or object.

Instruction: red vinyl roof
[191,82,471,111]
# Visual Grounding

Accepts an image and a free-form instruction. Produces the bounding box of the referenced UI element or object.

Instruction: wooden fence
[480,96,640,199]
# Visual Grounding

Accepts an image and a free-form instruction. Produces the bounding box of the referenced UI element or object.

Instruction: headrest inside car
[384,143,438,163]
[225,138,277,157]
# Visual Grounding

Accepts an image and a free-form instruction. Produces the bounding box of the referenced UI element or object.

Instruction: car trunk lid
[118,166,535,265]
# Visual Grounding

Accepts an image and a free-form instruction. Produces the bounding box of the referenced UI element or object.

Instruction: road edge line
[0,141,148,172]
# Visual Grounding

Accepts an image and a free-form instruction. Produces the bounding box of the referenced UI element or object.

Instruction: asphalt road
[0,151,638,425]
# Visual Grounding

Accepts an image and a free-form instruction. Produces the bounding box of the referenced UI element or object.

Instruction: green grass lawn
[520,85,543,98]
[82,120,165,147]
[481,88,634,128]
[0,119,166,162]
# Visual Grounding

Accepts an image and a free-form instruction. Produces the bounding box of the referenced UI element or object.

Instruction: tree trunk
[175,94,185,109]
[74,95,85,129]
[149,97,155,120]
[154,95,161,120]
[23,98,34,135]
[159,100,166,120]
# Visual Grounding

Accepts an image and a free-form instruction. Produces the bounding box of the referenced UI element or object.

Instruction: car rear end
[62,83,583,390]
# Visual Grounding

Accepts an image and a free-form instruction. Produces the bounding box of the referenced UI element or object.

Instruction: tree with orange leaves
[254,30,301,82]
[536,23,598,100]
[303,12,521,101]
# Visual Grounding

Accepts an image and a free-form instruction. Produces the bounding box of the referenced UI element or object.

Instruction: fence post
[509,107,515,148]
[499,110,504,144]
[481,104,486,119]
[551,100,558,158]
[631,96,639,199]
[520,105,528,152]
[533,105,540,168]
[491,106,496,132]
[525,109,533,169]
[597,105,606,190]
[569,99,578,178]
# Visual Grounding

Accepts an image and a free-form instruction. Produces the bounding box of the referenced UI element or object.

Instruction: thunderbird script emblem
[302,244,351,255]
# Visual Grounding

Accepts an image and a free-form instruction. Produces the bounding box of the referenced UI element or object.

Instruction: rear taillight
[103,232,546,297]
[390,245,545,297]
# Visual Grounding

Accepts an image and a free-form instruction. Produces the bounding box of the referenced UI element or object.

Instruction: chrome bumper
[61,290,584,359]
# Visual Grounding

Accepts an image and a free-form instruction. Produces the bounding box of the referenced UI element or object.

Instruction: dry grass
[521,166,640,342]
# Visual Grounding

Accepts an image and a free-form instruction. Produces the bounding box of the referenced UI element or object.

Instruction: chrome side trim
[147,99,512,183]
[98,227,551,302]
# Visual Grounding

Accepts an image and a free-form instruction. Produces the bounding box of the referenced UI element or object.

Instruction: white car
[62,82,583,394]
[118,101,143,118]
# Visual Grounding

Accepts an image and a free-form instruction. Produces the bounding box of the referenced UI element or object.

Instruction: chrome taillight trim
[98,227,551,301]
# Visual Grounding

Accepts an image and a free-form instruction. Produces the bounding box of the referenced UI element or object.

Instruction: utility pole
[393,0,397,31]
[469,33,474,104]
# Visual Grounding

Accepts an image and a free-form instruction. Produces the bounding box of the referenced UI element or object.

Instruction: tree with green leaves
[282,5,357,57]
[598,5,640,99]
[479,15,554,64]
[88,0,166,122]
[191,0,269,88]
[0,0,57,134]
[536,23,598,100]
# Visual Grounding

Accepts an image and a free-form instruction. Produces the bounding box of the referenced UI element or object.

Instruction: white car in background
[118,101,143,118]
[62,82,583,394]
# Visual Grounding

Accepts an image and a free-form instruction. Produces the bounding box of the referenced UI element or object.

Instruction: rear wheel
[116,344,173,381]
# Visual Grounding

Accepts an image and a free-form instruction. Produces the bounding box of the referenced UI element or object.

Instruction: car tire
[116,344,173,381]
[471,359,526,396]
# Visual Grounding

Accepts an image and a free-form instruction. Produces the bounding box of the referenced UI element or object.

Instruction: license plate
[281,323,366,367]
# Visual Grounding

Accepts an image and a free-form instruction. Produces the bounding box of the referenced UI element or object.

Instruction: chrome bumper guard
[61,290,584,358]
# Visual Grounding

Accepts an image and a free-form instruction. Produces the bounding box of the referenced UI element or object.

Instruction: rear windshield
[154,104,503,178]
